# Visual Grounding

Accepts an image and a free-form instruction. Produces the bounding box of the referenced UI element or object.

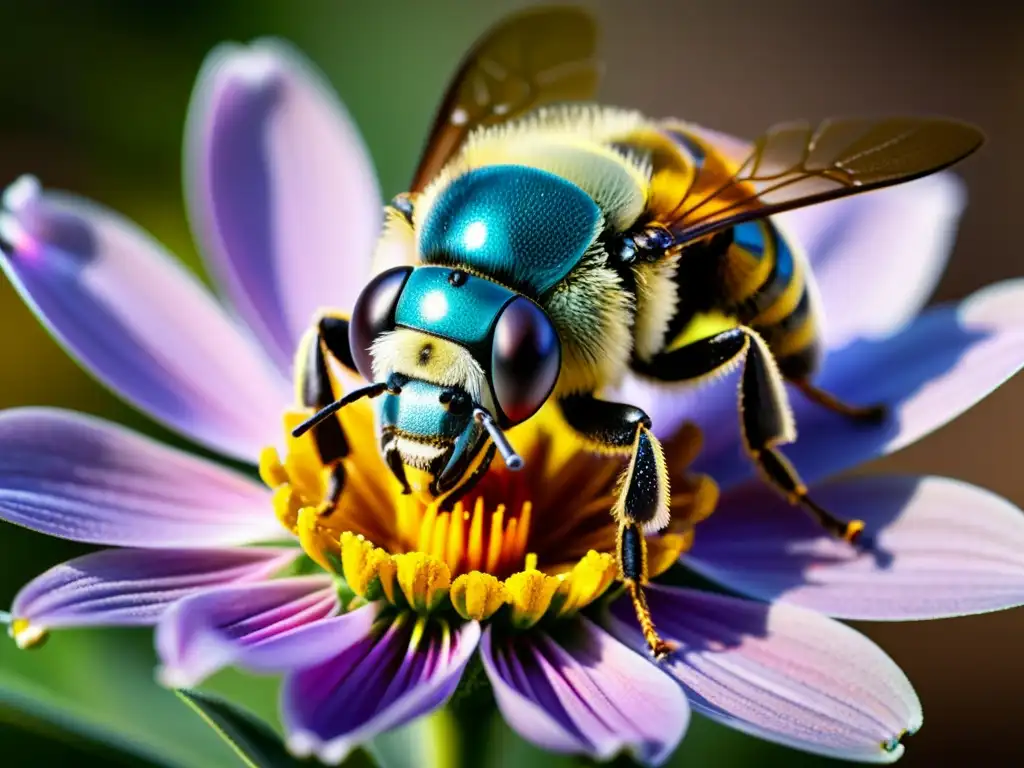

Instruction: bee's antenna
[473,407,523,471]
[292,381,392,438]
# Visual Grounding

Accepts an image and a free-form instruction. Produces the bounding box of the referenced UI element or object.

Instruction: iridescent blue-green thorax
[418,164,601,296]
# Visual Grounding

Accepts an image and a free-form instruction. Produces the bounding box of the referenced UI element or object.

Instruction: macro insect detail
[294,8,984,658]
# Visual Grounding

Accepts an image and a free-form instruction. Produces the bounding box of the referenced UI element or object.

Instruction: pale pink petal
[687,475,1024,620]
[606,586,922,763]
[11,547,297,636]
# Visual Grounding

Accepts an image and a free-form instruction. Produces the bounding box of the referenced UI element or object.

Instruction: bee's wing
[410,7,601,192]
[666,117,984,247]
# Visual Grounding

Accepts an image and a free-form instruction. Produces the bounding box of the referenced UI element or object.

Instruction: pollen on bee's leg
[450,572,507,621]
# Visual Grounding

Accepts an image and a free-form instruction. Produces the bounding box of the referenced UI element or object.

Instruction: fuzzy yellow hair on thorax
[415,105,653,235]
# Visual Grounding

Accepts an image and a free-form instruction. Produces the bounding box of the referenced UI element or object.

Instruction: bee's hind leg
[557,394,675,660]
[632,326,865,544]
[294,312,360,514]
[791,379,887,423]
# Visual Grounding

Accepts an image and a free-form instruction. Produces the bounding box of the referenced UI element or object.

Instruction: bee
[294,7,983,656]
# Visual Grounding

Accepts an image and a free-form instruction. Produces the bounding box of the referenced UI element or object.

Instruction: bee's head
[335,264,560,500]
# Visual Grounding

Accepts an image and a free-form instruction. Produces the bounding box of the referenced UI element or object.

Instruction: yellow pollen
[397,494,534,578]
[262,395,720,630]
[503,570,561,629]
[450,572,507,621]
[394,552,452,614]
[340,532,392,600]
[258,445,289,489]
[10,618,47,650]
[296,507,338,574]
[272,485,301,532]
[553,550,617,617]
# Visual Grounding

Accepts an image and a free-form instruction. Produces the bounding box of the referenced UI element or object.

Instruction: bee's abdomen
[667,217,822,381]
[729,219,822,381]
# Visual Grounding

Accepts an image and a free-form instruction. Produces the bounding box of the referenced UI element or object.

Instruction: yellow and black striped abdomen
[665,217,823,381]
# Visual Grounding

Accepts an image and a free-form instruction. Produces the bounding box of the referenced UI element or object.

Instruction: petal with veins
[0,177,289,461]
[0,408,281,547]
[186,39,381,373]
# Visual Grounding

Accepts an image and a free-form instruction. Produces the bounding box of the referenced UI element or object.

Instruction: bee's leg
[791,379,887,423]
[294,312,359,513]
[633,326,864,543]
[558,394,674,660]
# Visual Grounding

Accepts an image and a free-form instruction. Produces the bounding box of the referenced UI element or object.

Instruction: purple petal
[778,174,965,348]
[605,586,921,763]
[696,280,1024,490]
[11,547,297,634]
[687,475,1024,620]
[157,577,381,687]
[0,177,290,461]
[282,616,478,765]
[0,408,281,547]
[480,619,688,766]
[186,40,381,373]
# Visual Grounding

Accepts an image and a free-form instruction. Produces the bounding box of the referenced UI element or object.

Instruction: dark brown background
[0,1,1020,765]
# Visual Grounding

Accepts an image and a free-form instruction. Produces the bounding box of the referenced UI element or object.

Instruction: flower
[1,37,1024,768]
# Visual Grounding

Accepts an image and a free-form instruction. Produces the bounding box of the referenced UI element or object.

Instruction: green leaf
[366,709,459,768]
[0,626,242,768]
[480,712,577,768]
[0,683,168,767]
[175,688,304,768]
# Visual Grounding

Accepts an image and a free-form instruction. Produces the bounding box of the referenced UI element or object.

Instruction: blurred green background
[0,1,1022,765]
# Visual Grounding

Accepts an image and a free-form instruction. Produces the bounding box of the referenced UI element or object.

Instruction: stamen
[467,498,485,570]
[503,570,560,629]
[272,485,300,532]
[430,512,451,563]
[450,572,507,621]
[9,618,47,650]
[445,502,466,572]
[258,446,289,488]
[394,552,451,613]
[485,505,506,574]
[416,502,439,555]
[553,551,616,617]
[296,507,338,574]
[340,532,393,600]
[514,502,532,556]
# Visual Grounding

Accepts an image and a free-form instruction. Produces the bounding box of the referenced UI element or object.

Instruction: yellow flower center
[260,402,717,626]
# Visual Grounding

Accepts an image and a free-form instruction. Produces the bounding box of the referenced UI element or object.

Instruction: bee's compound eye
[349,266,414,380]
[491,297,561,426]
